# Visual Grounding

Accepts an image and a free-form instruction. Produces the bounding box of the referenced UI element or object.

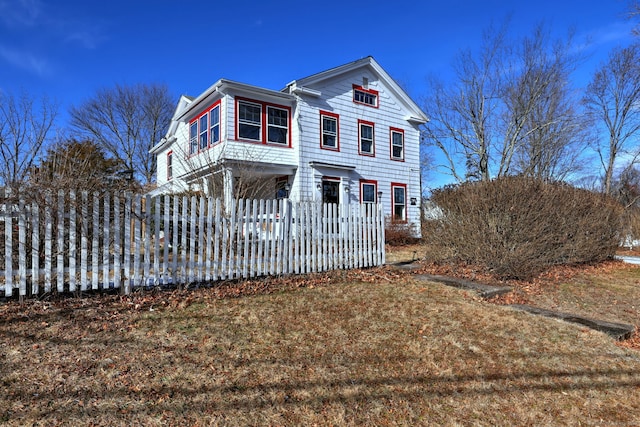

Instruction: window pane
[239,103,261,123]
[211,125,220,143]
[361,124,372,140]
[239,123,260,140]
[361,140,372,153]
[268,126,287,144]
[323,116,336,133]
[268,107,288,126]
[211,106,220,125]
[394,187,405,204]
[323,134,336,147]
[362,184,375,203]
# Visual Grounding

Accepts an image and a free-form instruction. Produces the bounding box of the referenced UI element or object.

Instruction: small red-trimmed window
[320,111,339,150]
[267,106,288,145]
[353,84,378,108]
[167,151,173,180]
[189,122,198,155]
[392,183,407,222]
[360,179,377,204]
[199,113,208,151]
[210,104,220,144]
[238,100,262,141]
[358,120,375,156]
[390,127,404,161]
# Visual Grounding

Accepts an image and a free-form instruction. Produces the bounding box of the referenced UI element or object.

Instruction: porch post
[223,168,234,213]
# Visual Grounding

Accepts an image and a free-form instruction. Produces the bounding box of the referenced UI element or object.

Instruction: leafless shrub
[385,217,420,246]
[428,176,623,280]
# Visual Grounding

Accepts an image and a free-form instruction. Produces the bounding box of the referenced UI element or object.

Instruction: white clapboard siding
[0,193,385,298]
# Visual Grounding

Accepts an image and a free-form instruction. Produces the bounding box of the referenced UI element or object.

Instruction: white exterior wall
[294,69,422,230]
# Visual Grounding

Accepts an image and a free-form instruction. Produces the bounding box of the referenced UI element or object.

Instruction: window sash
[362,183,376,203]
[210,105,220,144]
[267,106,288,145]
[239,102,262,141]
[199,113,208,150]
[360,123,374,154]
[167,152,173,180]
[393,186,406,221]
[353,88,378,107]
[189,122,198,155]
[322,115,337,148]
[391,130,404,159]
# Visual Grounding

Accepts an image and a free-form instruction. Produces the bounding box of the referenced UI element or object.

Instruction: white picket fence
[0,192,385,298]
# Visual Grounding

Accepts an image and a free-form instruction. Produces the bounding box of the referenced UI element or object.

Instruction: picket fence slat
[0,194,385,297]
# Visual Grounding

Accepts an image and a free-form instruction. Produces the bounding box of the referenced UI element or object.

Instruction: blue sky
[0,0,637,184]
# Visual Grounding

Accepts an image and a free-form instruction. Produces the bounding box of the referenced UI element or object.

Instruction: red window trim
[166,150,173,181]
[359,179,378,204]
[391,182,408,223]
[390,127,405,162]
[187,99,222,157]
[358,119,375,157]
[235,97,292,148]
[352,84,379,108]
[320,110,340,151]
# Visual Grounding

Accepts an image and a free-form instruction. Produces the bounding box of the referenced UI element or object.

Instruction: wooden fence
[0,192,385,298]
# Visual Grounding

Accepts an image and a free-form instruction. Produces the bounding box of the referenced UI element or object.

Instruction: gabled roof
[149,95,193,154]
[284,56,428,124]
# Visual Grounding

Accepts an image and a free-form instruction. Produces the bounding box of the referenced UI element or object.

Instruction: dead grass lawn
[2,263,640,425]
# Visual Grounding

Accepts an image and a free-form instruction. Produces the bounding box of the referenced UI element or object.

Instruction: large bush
[428,176,623,280]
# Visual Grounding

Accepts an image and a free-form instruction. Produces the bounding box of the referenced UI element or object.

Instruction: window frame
[189,121,198,156]
[267,105,289,145]
[360,179,378,204]
[167,150,173,181]
[320,110,340,151]
[210,104,221,145]
[199,112,209,151]
[235,97,292,147]
[237,100,262,142]
[352,84,379,108]
[188,100,222,155]
[358,119,375,157]
[390,127,405,161]
[391,182,407,222]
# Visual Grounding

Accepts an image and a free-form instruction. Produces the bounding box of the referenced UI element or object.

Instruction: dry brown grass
[2,263,640,426]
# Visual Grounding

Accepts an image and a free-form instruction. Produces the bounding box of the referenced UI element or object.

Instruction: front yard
[1,246,640,425]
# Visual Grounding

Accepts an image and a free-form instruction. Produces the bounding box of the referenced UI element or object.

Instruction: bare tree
[0,91,57,193]
[69,83,174,184]
[423,22,584,183]
[509,27,587,180]
[583,43,640,195]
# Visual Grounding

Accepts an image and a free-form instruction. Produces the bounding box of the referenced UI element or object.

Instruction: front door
[322,180,339,204]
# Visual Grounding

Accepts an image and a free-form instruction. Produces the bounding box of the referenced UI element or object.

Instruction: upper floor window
[392,183,407,222]
[358,120,375,156]
[320,111,339,150]
[238,101,262,141]
[210,105,220,145]
[236,98,291,147]
[353,84,379,108]
[189,122,198,155]
[167,151,173,180]
[199,113,208,150]
[360,180,377,204]
[188,100,221,155]
[267,106,289,145]
[390,127,404,161]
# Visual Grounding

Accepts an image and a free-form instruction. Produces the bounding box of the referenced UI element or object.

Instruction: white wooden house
[149,56,428,232]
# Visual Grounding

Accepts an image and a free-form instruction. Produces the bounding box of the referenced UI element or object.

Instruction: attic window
[353,84,378,108]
